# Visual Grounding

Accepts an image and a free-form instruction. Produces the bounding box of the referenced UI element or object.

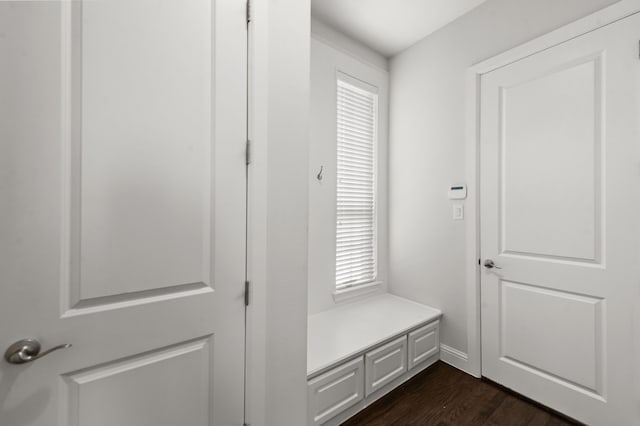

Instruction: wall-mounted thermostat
[448,184,467,200]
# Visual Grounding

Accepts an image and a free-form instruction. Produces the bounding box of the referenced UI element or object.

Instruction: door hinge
[246,0,251,25]
[245,139,251,165]
[244,280,250,306]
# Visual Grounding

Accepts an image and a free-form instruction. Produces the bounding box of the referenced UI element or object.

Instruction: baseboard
[440,343,472,375]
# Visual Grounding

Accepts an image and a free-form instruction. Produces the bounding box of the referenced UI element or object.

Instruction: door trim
[464,0,640,378]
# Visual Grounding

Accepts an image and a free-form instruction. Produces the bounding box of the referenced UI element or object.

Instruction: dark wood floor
[342,362,579,426]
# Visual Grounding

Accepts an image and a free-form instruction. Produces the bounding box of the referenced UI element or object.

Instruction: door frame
[245,1,311,425]
[463,0,640,378]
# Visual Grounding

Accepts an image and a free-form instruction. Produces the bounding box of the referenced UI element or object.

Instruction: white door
[480,12,640,425]
[0,1,247,425]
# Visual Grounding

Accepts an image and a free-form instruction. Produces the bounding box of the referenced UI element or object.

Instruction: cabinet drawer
[365,336,407,396]
[408,321,439,370]
[308,357,364,425]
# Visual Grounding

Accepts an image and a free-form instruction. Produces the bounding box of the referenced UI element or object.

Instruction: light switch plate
[453,204,464,220]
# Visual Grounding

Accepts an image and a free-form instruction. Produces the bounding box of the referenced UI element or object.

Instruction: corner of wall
[310,16,389,73]
[440,344,475,375]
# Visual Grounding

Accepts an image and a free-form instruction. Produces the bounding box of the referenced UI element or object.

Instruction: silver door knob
[483,259,502,269]
[4,339,71,364]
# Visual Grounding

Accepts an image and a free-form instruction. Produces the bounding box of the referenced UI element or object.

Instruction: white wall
[388,0,620,366]
[247,0,310,425]
[308,27,389,315]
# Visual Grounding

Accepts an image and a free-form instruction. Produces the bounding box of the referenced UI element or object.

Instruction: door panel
[501,58,600,262]
[500,281,603,393]
[63,338,211,426]
[0,1,247,425]
[67,0,214,304]
[480,12,640,425]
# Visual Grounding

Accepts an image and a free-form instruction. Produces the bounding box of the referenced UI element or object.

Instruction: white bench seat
[306,293,442,425]
[307,293,442,377]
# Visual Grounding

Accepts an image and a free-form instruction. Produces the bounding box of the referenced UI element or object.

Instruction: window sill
[333,281,383,304]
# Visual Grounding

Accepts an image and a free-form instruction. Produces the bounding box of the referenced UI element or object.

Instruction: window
[335,75,378,291]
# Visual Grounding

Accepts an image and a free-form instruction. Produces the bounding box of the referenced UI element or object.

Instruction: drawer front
[365,336,407,396]
[408,321,439,370]
[307,357,364,425]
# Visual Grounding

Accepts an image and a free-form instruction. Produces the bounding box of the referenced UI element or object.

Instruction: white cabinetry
[308,357,365,426]
[365,336,407,396]
[408,321,440,370]
[307,294,442,425]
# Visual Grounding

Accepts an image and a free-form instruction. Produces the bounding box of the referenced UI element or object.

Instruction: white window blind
[335,76,378,290]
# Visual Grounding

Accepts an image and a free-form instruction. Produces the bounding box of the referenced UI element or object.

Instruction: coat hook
[317,165,324,181]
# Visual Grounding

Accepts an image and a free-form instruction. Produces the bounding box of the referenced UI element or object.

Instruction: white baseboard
[440,344,473,375]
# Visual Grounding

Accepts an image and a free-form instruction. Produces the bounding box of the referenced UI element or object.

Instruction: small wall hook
[317,165,324,182]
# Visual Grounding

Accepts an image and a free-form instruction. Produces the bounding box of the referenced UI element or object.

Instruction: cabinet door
[365,336,407,396]
[408,321,440,370]
[308,357,364,425]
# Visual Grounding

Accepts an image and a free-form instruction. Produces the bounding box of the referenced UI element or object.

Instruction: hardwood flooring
[341,362,579,426]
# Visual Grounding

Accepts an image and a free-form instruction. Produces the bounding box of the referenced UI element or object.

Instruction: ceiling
[311,0,487,57]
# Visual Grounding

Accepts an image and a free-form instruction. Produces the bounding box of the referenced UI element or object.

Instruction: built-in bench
[307,294,442,425]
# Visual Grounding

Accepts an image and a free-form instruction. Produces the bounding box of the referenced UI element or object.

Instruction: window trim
[333,280,382,302]
[336,71,379,96]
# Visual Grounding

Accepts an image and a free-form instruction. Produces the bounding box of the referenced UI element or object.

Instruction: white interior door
[0,1,247,425]
[480,12,640,425]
